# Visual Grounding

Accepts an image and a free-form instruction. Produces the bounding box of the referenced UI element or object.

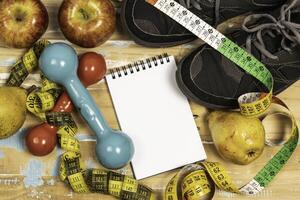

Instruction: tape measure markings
[6,40,50,87]
[9,40,155,200]
[148,0,299,198]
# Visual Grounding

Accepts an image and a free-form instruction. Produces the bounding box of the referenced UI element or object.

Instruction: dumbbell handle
[26,52,106,157]
[63,76,110,138]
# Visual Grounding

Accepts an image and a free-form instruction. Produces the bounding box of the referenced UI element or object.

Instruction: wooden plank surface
[0,0,299,199]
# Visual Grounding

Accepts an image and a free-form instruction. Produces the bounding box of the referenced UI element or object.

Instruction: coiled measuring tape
[6,40,50,87]
[146,0,299,199]
[59,151,155,199]
[6,40,74,128]
[4,40,76,146]
[26,76,65,122]
[3,39,71,126]
[5,40,155,199]
[11,41,79,151]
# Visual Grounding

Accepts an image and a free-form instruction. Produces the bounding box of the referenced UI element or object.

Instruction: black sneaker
[176,0,300,109]
[121,0,287,47]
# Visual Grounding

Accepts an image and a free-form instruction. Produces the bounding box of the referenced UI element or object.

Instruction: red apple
[0,0,48,48]
[58,0,116,48]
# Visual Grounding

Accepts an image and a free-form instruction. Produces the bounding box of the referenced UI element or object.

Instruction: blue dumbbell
[39,43,134,169]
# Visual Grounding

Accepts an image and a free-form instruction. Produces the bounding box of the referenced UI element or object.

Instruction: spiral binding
[110,53,170,79]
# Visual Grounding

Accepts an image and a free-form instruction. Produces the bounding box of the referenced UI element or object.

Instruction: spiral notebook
[106,54,206,179]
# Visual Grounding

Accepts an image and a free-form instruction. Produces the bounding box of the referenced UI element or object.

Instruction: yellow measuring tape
[6,40,155,199]
[7,24,298,199]
[26,76,62,121]
[6,40,50,87]
[145,0,299,199]
[59,151,155,199]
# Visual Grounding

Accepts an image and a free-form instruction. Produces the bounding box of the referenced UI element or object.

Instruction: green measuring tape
[146,0,299,199]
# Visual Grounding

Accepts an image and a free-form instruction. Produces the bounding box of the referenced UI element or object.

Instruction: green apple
[0,0,48,48]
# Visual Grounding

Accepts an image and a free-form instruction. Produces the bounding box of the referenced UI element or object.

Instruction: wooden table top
[0,1,299,199]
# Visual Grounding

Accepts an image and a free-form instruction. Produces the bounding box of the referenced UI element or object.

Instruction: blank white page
[106,55,206,180]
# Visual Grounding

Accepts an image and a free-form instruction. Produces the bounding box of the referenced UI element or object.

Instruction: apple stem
[14,9,27,22]
[79,8,89,20]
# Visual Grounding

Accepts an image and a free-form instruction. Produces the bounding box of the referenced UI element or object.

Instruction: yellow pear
[0,87,27,139]
[208,111,265,165]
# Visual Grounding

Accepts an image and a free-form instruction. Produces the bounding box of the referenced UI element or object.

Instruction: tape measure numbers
[147,0,299,198]
[6,40,50,87]
[7,22,298,199]
[149,0,273,116]
[6,40,154,199]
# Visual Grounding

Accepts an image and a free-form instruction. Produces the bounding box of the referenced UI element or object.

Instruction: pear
[0,87,27,139]
[208,111,265,165]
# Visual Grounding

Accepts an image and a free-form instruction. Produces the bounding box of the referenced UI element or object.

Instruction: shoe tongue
[247,11,300,61]
[227,7,283,60]
[254,33,283,60]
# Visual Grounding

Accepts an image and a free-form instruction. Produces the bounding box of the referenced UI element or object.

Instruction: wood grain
[0,0,299,199]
